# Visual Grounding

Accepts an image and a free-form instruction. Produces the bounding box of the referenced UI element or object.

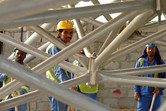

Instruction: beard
[147,53,155,57]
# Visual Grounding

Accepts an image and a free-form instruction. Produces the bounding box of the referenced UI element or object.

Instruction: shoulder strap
[138,58,145,67]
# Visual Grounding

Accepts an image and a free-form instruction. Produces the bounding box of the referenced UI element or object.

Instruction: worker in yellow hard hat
[46,20,74,111]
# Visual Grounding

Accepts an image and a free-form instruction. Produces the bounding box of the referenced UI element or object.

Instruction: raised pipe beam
[100,64,166,76]
[72,18,92,57]
[8,23,54,60]
[0,0,154,29]
[0,90,43,111]
[95,10,154,68]
[32,11,140,75]
[0,33,87,76]
[102,27,166,67]
[97,28,121,55]
[98,74,166,88]
[0,34,87,99]
[29,25,89,68]
[0,56,112,111]
[0,0,80,22]
[24,42,50,63]
[131,35,166,47]
[0,11,138,99]
[81,18,103,27]
[0,73,89,110]
[91,0,112,21]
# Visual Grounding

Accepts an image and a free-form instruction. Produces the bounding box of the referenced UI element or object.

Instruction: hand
[71,86,77,91]
[134,92,140,101]
[153,88,159,95]
[12,91,20,97]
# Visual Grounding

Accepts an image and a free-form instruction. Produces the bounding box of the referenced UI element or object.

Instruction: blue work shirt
[134,56,165,96]
[47,45,73,82]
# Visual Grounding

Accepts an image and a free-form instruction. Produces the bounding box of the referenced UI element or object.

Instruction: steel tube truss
[0,55,111,111]
[0,0,154,29]
[0,0,166,111]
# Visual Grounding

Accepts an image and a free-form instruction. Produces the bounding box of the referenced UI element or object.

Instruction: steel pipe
[98,74,166,88]
[101,64,166,76]
[29,25,89,67]
[72,18,92,57]
[8,23,54,60]
[32,11,140,74]
[95,10,154,68]
[102,27,166,67]
[0,0,80,22]
[97,28,121,55]
[0,55,112,111]
[81,18,103,27]
[131,35,166,47]
[0,90,43,111]
[0,73,89,110]
[0,34,87,99]
[24,42,50,63]
[91,0,112,21]
[0,0,154,29]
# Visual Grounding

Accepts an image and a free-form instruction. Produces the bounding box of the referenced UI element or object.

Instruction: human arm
[134,60,141,101]
[12,85,30,97]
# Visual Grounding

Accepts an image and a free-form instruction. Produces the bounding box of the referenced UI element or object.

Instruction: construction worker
[134,43,166,111]
[73,50,98,111]
[0,48,30,111]
[46,20,74,111]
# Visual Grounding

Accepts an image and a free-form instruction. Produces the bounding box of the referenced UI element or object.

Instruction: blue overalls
[134,57,165,111]
[46,44,73,111]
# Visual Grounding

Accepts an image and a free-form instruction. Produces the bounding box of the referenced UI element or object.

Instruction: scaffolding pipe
[131,36,166,47]
[102,27,166,67]
[29,25,88,67]
[0,0,154,29]
[0,73,89,110]
[0,0,80,22]
[101,64,166,76]
[91,0,112,21]
[0,55,112,111]
[72,18,92,57]
[24,42,50,63]
[0,90,43,111]
[32,11,140,74]
[0,11,138,101]
[81,18,103,27]
[98,28,121,55]
[99,74,166,88]
[95,10,153,68]
[8,23,54,60]
[0,35,87,99]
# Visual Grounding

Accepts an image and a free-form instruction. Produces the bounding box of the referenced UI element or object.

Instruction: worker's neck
[148,56,154,64]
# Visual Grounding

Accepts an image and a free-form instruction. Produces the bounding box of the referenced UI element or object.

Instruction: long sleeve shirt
[134,56,166,96]
[47,44,73,83]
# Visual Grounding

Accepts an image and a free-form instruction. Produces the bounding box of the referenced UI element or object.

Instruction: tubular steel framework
[0,0,166,111]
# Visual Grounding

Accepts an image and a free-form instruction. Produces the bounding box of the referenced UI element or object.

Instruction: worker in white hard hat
[46,20,74,111]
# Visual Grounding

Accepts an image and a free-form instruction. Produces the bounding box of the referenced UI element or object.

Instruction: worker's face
[146,47,156,57]
[14,50,26,64]
[58,29,73,44]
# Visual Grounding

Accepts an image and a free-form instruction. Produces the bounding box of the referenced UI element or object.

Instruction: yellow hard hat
[56,20,74,30]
